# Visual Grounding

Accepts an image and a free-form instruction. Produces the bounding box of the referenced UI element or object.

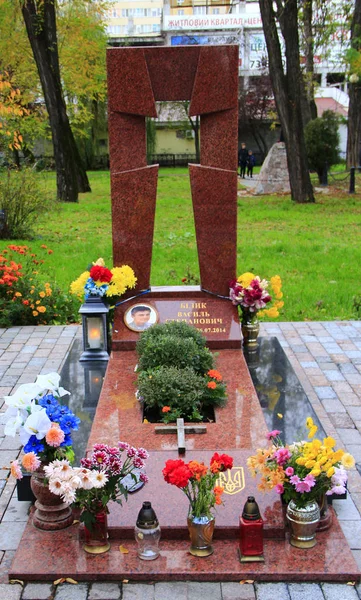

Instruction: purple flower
[290,475,300,485]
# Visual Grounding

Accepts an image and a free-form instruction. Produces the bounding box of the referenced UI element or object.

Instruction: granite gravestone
[106,45,241,349]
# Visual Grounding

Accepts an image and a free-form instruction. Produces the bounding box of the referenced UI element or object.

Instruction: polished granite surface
[244,337,326,443]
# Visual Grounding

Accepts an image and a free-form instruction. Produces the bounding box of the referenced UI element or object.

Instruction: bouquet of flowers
[247,418,355,508]
[44,442,149,529]
[229,272,283,323]
[163,452,233,518]
[70,257,137,306]
[3,373,80,479]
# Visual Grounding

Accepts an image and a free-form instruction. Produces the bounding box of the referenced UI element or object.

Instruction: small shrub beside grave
[136,321,227,423]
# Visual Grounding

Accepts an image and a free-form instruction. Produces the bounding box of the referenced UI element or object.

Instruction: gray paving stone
[254,583,290,600]
[22,582,53,599]
[0,584,22,600]
[325,370,345,382]
[322,399,346,413]
[0,435,22,450]
[321,583,359,600]
[346,445,361,463]
[0,450,21,470]
[154,582,188,600]
[338,429,361,445]
[88,582,121,599]
[187,582,222,600]
[348,407,361,421]
[54,583,89,600]
[2,498,31,522]
[288,583,324,600]
[121,583,155,600]
[339,520,361,549]
[315,386,337,399]
[333,494,360,520]
[0,521,26,550]
[221,582,256,600]
[341,364,358,374]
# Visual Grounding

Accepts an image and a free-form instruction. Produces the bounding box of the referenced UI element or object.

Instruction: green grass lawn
[2,167,361,322]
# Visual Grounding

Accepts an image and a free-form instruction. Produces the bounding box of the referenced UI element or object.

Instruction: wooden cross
[155,418,207,455]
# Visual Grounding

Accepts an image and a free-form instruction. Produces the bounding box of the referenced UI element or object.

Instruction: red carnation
[89,265,113,283]
[163,459,192,488]
[210,452,233,473]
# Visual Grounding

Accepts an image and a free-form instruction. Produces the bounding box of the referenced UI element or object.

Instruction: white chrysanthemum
[48,478,64,496]
[79,472,95,490]
[92,471,108,488]
[60,483,76,504]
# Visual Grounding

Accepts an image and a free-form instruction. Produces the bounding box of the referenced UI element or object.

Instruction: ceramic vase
[286,499,320,548]
[241,320,260,349]
[30,467,74,531]
[187,514,215,557]
[83,510,110,554]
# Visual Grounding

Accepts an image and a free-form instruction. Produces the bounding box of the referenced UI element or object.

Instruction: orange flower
[22,300,29,306]
[48,250,53,254]
[41,244,47,249]
[32,310,38,316]
[188,461,208,480]
[22,452,41,472]
[207,381,217,390]
[162,406,171,413]
[39,291,45,298]
[207,369,222,382]
[46,424,65,447]
[38,306,46,313]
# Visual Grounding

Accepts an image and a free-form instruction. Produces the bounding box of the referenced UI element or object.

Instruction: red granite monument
[9,46,360,584]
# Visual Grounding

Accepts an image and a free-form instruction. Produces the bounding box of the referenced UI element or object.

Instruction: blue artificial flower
[45,404,61,420]
[84,278,108,299]
[60,433,73,447]
[38,394,59,408]
[24,436,45,454]
[58,413,80,434]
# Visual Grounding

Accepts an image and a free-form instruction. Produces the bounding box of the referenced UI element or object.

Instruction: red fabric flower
[210,452,233,473]
[163,459,192,488]
[90,265,113,283]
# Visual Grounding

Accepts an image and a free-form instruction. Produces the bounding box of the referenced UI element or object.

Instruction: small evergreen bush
[137,335,213,374]
[305,110,340,183]
[136,320,206,356]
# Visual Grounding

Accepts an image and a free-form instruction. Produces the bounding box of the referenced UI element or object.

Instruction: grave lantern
[79,295,109,362]
[239,496,264,563]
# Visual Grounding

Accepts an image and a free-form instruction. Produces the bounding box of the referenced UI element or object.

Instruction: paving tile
[0,521,26,550]
[88,582,121,599]
[340,364,358,374]
[321,583,359,600]
[54,583,89,600]
[322,399,346,413]
[346,374,361,385]
[333,494,360,520]
[0,450,21,470]
[338,429,361,445]
[348,407,361,422]
[344,445,361,463]
[254,583,290,600]
[22,582,54,599]
[187,582,222,600]
[154,582,188,600]
[339,520,361,549]
[0,436,22,451]
[325,370,345,382]
[221,582,256,600]
[119,583,155,600]
[288,583,324,600]
[315,386,337,399]
[2,497,31,522]
[0,550,15,583]
[329,413,355,428]
[0,583,22,600]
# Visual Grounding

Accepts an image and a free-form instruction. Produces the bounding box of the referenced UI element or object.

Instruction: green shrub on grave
[135,320,227,423]
[137,335,213,375]
[136,320,206,356]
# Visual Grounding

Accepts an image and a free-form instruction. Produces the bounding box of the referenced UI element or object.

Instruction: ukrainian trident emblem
[216,467,245,495]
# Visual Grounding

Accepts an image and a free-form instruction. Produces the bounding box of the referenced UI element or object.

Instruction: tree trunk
[259,0,315,202]
[21,0,91,202]
[301,0,318,123]
[346,0,361,169]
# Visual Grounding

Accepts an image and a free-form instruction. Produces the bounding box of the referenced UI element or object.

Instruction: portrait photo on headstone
[124,303,158,332]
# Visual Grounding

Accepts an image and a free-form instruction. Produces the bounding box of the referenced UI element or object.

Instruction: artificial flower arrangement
[70,257,137,307]
[247,418,355,508]
[5,373,80,480]
[136,321,227,423]
[44,442,149,529]
[163,452,233,518]
[229,272,284,323]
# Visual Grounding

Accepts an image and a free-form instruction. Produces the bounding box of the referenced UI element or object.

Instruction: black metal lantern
[79,296,109,362]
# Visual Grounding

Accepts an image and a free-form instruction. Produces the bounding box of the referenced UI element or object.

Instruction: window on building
[212,8,219,14]
[178,9,184,15]
[152,24,161,31]
[112,9,118,17]
[194,6,207,14]
[122,9,127,16]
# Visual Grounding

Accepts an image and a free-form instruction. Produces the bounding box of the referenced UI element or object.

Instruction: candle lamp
[79,295,109,362]
[239,495,265,562]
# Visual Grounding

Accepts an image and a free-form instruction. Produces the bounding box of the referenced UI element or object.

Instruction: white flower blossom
[36,373,70,397]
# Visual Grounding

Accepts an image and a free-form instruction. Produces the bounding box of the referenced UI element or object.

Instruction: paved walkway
[1,322,361,600]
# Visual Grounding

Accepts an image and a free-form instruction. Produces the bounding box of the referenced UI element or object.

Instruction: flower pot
[30,468,74,531]
[241,320,260,349]
[286,499,320,548]
[316,493,333,531]
[83,510,110,554]
[187,515,215,557]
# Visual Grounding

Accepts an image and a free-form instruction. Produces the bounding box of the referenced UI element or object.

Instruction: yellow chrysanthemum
[333,449,344,462]
[70,271,90,297]
[237,272,255,288]
[323,436,336,449]
[308,425,318,439]
[318,456,328,466]
[107,266,137,297]
[296,457,307,466]
[306,417,314,429]
[310,467,321,477]
[265,306,279,318]
[305,460,316,469]
[326,467,335,478]
[341,453,355,469]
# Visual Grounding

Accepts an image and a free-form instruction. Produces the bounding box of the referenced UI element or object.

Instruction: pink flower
[93,443,107,452]
[137,447,149,460]
[303,474,316,488]
[140,472,149,483]
[267,430,281,440]
[80,458,92,469]
[294,480,312,493]
[133,457,145,469]
[93,451,108,465]
[274,448,291,466]
[285,467,294,477]
[22,452,41,472]
[290,475,300,485]
[10,460,23,480]
[275,483,284,494]
[46,425,65,447]
[126,446,137,458]
[118,442,130,451]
